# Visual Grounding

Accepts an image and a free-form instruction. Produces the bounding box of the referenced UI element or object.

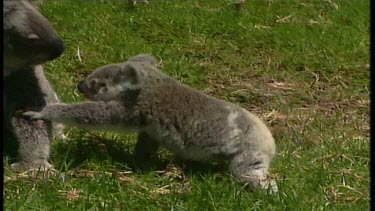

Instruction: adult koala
[4,0,65,172]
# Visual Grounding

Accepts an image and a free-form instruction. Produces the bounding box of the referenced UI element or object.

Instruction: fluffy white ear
[118,62,145,88]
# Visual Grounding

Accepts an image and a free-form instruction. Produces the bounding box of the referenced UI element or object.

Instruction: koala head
[4,0,65,71]
[77,54,168,102]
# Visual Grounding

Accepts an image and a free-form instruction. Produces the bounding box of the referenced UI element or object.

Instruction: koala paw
[258,179,279,194]
[244,177,279,194]
[53,123,68,141]
[10,161,54,173]
[130,0,149,5]
[9,162,62,180]
[55,133,68,141]
[22,111,45,120]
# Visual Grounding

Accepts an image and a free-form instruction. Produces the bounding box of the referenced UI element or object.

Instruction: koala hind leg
[134,131,159,161]
[229,152,278,193]
[9,117,54,173]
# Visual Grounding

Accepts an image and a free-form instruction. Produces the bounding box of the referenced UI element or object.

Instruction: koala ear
[118,62,145,88]
[127,54,158,67]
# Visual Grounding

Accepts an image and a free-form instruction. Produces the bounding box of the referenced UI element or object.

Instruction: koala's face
[77,54,172,102]
[77,64,122,101]
[77,62,146,102]
[4,0,64,71]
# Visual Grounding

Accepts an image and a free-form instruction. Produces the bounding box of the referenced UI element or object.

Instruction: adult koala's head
[77,54,166,102]
[4,0,65,72]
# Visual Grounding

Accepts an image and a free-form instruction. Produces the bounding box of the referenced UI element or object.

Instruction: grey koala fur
[4,0,66,172]
[23,54,278,192]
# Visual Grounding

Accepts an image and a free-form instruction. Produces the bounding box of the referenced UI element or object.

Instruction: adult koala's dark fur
[3,0,65,172]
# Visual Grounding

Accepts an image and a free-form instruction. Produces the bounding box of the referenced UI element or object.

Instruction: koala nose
[47,38,65,60]
[77,81,85,93]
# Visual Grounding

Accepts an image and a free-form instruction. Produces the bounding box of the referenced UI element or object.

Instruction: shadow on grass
[52,132,228,178]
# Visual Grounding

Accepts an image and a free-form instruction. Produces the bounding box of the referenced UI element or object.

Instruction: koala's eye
[97,82,108,93]
[90,80,106,90]
[90,80,97,88]
[97,82,106,88]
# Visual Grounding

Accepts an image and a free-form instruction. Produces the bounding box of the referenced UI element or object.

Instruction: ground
[4,0,369,210]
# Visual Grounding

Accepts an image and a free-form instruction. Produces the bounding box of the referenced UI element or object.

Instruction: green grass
[4,0,369,210]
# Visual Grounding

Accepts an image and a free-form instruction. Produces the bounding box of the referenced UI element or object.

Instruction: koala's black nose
[47,38,65,60]
[77,81,85,93]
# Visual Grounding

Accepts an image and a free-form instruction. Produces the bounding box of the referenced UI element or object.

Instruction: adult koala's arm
[22,102,132,130]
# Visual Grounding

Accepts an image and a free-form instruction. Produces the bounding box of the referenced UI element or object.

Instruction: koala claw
[259,179,279,194]
[10,161,54,173]
[130,0,149,5]
[55,133,68,141]
[244,176,279,194]
[10,162,61,180]
[22,111,44,120]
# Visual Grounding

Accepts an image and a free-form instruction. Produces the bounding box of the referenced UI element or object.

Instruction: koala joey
[22,54,278,192]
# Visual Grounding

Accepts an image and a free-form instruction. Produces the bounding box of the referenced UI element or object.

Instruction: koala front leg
[9,116,53,173]
[34,65,67,141]
[135,131,159,161]
[22,101,132,131]
[229,152,278,193]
